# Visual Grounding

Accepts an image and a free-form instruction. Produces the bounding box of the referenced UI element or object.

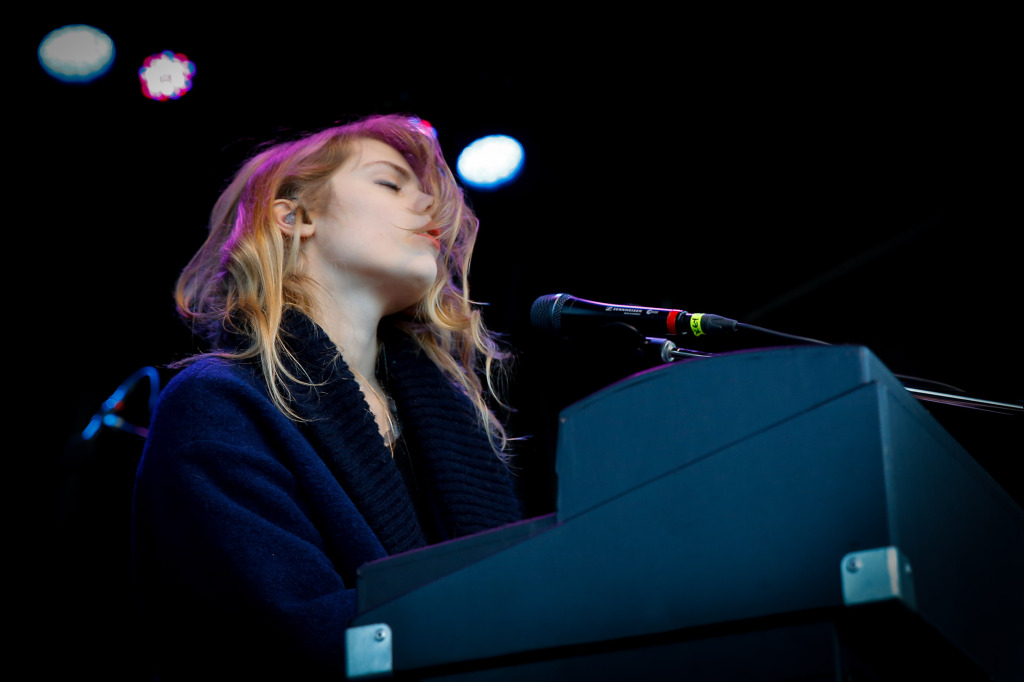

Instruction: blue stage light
[456,134,525,190]
[38,24,115,83]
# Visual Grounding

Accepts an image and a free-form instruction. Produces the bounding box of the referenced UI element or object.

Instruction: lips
[417,227,442,248]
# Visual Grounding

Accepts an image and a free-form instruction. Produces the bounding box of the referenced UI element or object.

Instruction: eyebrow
[363,160,413,182]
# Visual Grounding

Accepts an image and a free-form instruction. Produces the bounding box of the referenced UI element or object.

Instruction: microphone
[530,293,738,338]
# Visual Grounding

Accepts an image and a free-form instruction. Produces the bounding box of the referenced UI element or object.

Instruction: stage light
[139,50,196,101]
[456,134,525,190]
[409,117,437,138]
[38,24,115,83]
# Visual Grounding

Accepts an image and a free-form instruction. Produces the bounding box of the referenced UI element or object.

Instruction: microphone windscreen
[530,294,567,332]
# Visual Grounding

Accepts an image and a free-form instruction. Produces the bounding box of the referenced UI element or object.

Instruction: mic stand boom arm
[646,338,1023,416]
[903,389,1022,415]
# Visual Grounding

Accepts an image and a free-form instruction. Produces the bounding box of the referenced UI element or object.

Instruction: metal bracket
[345,623,393,678]
[841,546,916,611]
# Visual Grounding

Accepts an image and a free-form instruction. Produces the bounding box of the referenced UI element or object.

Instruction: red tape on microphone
[667,310,680,335]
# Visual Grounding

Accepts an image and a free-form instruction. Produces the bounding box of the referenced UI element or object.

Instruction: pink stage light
[138,50,196,101]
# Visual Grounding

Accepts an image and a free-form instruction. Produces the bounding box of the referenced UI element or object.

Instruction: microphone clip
[645,337,717,363]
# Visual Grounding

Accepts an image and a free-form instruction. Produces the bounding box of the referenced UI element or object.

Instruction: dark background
[19,11,1019,679]
[24,15,1018,522]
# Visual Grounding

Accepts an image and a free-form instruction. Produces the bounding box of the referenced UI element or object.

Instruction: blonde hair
[173,114,514,459]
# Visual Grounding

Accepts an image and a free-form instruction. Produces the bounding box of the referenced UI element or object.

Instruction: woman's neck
[312,291,383,381]
[309,290,399,445]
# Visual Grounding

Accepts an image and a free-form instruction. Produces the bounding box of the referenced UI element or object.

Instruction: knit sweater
[131,314,522,680]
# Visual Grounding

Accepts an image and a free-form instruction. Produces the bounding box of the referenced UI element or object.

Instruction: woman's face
[305,137,440,314]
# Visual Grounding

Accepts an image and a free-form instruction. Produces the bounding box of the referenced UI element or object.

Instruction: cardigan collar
[221,309,521,556]
[281,311,430,555]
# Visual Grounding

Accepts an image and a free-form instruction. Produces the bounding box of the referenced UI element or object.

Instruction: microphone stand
[900,388,1022,416]
[646,337,715,362]
[645,338,1023,416]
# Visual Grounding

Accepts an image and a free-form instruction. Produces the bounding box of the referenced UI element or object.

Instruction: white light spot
[457,135,525,190]
[38,25,115,82]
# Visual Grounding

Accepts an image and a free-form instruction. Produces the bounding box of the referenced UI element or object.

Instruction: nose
[413,189,434,214]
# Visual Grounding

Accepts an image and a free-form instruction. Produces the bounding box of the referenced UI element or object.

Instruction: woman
[131,114,523,679]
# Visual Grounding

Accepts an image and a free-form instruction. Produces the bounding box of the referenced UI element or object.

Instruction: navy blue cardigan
[131,315,522,679]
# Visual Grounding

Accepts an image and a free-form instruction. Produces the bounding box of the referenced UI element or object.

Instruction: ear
[272,199,315,239]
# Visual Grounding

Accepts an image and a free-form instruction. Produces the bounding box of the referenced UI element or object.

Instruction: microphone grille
[530,293,568,332]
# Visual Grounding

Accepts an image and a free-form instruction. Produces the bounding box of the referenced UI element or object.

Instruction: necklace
[353,345,400,457]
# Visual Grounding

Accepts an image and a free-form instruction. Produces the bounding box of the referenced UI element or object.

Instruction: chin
[385,273,437,317]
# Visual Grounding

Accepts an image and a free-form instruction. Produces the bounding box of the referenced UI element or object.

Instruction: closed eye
[376,180,400,191]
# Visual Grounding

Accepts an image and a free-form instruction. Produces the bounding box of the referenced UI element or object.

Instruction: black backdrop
[24,15,1018,524]
[20,12,1020,679]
